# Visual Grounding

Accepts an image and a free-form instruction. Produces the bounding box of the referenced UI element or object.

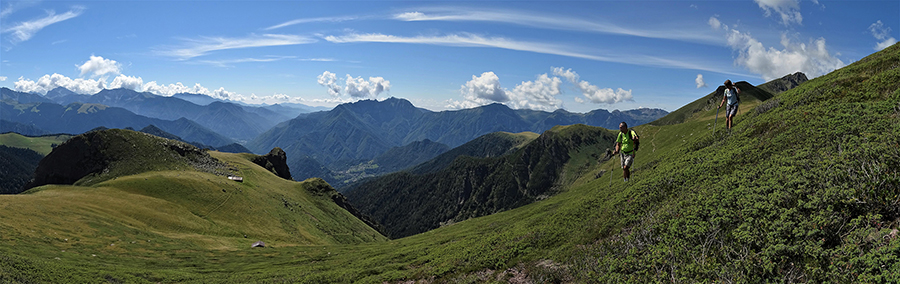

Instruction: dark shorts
[726,104,739,117]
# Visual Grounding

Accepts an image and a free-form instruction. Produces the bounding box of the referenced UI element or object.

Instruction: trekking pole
[713,107,720,134]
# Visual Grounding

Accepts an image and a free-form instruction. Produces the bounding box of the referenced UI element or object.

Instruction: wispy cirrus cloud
[324,32,750,77]
[194,55,298,67]
[754,0,802,26]
[392,8,720,44]
[264,16,357,30]
[154,34,316,60]
[1,5,84,44]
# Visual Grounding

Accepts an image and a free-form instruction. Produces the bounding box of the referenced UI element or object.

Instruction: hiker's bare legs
[623,166,630,180]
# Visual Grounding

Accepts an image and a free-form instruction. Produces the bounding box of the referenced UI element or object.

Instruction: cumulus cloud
[109,74,143,90]
[725,29,844,80]
[1,6,84,44]
[711,17,844,80]
[450,71,568,111]
[461,71,508,103]
[316,71,391,99]
[78,55,121,77]
[316,71,341,97]
[507,74,562,111]
[14,72,252,103]
[754,0,802,26]
[450,68,634,110]
[0,76,6,81]
[15,73,105,95]
[551,67,633,104]
[696,74,708,88]
[345,75,391,98]
[869,20,897,51]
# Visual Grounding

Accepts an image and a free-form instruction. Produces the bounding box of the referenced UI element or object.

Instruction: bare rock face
[761,72,809,94]
[251,147,292,181]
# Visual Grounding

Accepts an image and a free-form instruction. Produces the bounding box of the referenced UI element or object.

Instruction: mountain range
[1,89,234,147]
[2,87,319,142]
[248,97,669,187]
[0,44,896,283]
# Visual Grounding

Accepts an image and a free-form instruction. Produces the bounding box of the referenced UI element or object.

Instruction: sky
[1,0,897,113]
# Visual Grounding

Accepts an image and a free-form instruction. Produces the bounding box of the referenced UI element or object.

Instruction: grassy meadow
[1,44,898,283]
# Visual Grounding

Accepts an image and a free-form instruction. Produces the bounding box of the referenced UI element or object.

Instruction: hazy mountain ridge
[249,97,668,185]
[87,88,282,141]
[1,45,897,283]
[1,88,233,147]
[139,125,251,154]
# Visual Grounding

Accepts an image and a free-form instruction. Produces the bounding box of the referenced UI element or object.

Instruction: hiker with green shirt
[718,79,741,130]
[612,122,639,182]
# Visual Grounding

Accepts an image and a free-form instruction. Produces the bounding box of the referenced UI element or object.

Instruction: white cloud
[316,71,341,97]
[1,1,40,18]
[324,32,748,77]
[78,55,121,77]
[345,75,391,98]
[264,16,356,30]
[869,20,897,51]
[0,76,6,81]
[725,28,844,80]
[391,8,720,44]
[708,16,722,30]
[551,67,633,104]
[507,74,562,111]
[14,73,105,95]
[461,71,508,103]
[450,71,564,111]
[1,6,84,44]
[316,71,391,99]
[109,74,143,90]
[754,0,802,26]
[695,74,708,88]
[194,56,297,68]
[13,72,319,105]
[155,34,316,60]
[712,17,844,80]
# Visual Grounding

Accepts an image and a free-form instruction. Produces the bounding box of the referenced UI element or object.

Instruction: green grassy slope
[0,133,72,156]
[1,45,897,283]
[650,72,808,126]
[345,126,610,239]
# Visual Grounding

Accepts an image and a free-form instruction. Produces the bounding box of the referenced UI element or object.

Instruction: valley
[0,44,897,283]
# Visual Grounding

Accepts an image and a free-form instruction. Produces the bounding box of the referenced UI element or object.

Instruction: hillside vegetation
[345,126,614,238]
[248,97,667,186]
[650,72,806,126]
[0,44,897,283]
[0,133,74,194]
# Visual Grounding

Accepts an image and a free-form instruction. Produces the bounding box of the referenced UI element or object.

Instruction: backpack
[630,130,640,151]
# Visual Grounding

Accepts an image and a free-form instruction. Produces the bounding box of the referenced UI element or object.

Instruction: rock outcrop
[251,147,292,180]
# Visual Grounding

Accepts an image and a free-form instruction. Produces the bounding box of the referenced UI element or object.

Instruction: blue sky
[1,0,897,112]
